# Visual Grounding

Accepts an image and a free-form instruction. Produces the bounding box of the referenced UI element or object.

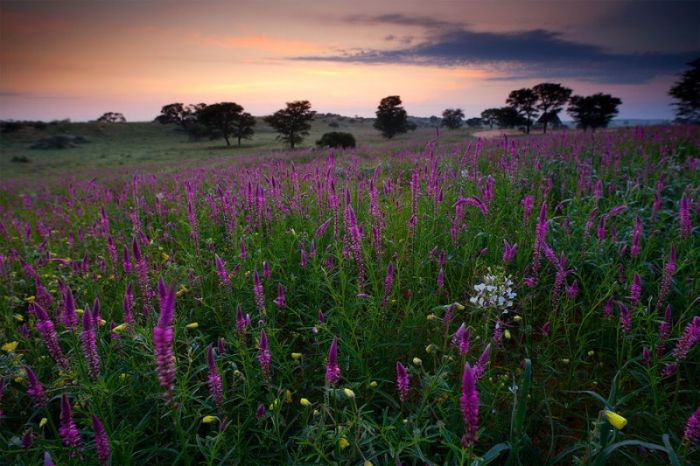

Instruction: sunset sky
[1,0,698,121]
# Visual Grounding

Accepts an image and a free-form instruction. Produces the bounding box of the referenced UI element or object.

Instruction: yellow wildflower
[14,314,24,322]
[185,322,199,329]
[39,418,48,428]
[161,252,170,261]
[2,341,18,352]
[202,416,218,424]
[343,388,356,399]
[604,410,627,430]
[25,296,36,303]
[300,398,311,407]
[112,323,128,333]
[291,352,302,360]
[338,437,350,449]
[504,329,512,340]
[412,357,422,366]
[369,381,378,389]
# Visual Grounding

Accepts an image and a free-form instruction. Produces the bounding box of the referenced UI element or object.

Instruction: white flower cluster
[469,271,516,311]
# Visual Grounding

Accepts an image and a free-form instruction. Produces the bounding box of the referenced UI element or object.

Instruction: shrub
[10,155,30,163]
[316,131,356,148]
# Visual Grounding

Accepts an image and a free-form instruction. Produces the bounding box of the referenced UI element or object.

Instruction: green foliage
[506,89,539,134]
[197,102,252,147]
[264,101,316,149]
[669,58,700,123]
[532,83,573,133]
[568,94,622,131]
[316,131,356,148]
[374,95,410,138]
[97,112,126,123]
[442,108,465,129]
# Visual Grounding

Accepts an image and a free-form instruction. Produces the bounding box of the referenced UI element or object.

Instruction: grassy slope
[0,118,474,181]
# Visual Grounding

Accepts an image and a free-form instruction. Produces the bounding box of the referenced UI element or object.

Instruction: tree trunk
[238,134,242,146]
[290,131,295,149]
[543,114,548,134]
[526,119,531,134]
[224,134,231,146]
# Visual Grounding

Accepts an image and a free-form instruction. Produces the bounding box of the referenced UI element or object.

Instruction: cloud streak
[295,14,696,84]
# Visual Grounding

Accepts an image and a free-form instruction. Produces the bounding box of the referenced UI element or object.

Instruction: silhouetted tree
[97,112,126,123]
[669,58,700,123]
[506,88,539,134]
[264,100,316,149]
[197,102,245,147]
[480,108,500,129]
[374,96,410,138]
[532,83,572,133]
[233,112,256,146]
[567,93,622,131]
[465,117,483,128]
[495,107,527,128]
[156,103,203,129]
[441,108,465,129]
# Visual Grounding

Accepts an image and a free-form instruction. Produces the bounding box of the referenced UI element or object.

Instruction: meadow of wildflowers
[0,125,698,465]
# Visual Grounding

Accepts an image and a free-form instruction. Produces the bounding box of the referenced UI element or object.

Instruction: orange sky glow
[0,1,697,121]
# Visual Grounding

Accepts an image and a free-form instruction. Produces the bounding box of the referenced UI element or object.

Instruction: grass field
[0,118,476,180]
[0,124,698,465]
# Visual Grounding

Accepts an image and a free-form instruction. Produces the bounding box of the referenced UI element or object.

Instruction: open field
[0,125,699,465]
[0,118,476,181]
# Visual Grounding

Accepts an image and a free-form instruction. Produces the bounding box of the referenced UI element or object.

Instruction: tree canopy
[532,83,572,133]
[495,107,526,128]
[669,58,700,124]
[567,93,622,131]
[197,102,248,147]
[506,88,539,134]
[97,112,126,123]
[264,100,316,149]
[156,103,205,129]
[441,108,465,129]
[480,108,500,129]
[374,96,410,138]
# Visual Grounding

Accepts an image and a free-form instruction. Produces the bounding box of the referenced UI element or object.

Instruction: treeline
[441,83,623,133]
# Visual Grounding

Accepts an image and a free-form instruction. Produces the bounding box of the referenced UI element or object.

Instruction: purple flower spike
[258,329,271,380]
[25,365,46,407]
[683,406,700,446]
[395,361,409,402]
[81,308,100,380]
[59,394,81,452]
[92,414,110,465]
[460,362,479,447]
[452,323,470,355]
[207,345,224,409]
[153,279,177,405]
[325,336,340,386]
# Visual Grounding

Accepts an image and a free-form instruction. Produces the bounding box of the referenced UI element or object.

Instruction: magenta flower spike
[630,216,642,257]
[153,279,177,405]
[273,283,285,308]
[257,329,271,380]
[81,309,100,380]
[325,336,340,386]
[460,362,479,447]
[395,361,409,403]
[91,414,110,465]
[683,406,700,446]
[658,244,677,308]
[122,244,131,274]
[502,240,517,263]
[671,316,700,361]
[63,286,77,329]
[236,306,249,338]
[59,394,81,452]
[618,302,632,333]
[214,254,231,286]
[33,303,69,368]
[474,343,491,379]
[123,283,134,329]
[383,261,394,305]
[253,271,265,314]
[239,238,247,259]
[207,345,224,409]
[629,272,642,305]
[657,304,673,356]
[25,365,46,407]
[452,323,470,355]
[453,196,488,215]
[44,452,55,466]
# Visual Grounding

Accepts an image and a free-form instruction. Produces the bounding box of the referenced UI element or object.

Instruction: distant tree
[567,93,622,131]
[429,115,441,126]
[156,103,205,130]
[480,108,500,129]
[233,112,256,146]
[506,88,538,134]
[441,108,465,129]
[264,100,316,149]
[669,58,700,123]
[197,102,245,147]
[316,132,356,148]
[374,95,410,138]
[532,83,572,133]
[495,107,527,128]
[465,117,483,128]
[97,112,126,123]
